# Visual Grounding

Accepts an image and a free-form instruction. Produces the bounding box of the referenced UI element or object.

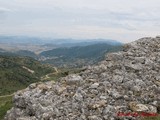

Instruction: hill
[5,36,160,120]
[40,43,122,67]
[0,49,38,59]
[14,50,38,59]
[0,56,54,96]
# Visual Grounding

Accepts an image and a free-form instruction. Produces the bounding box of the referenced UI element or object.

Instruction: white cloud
[0,0,160,42]
[0,7,12,12]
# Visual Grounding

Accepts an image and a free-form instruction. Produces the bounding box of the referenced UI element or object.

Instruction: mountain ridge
[0,43,122,68]
[0,36,122,54]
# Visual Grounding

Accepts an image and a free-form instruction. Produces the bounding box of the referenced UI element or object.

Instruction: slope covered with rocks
[5,37,160,120]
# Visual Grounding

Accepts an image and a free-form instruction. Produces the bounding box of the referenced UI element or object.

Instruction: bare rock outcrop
[5,37,160,120]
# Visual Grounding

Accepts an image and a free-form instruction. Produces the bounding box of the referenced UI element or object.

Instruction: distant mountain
[52,40,122,47]
[0,36,122,53]
[0,36,122,46]
[0,56,54,96]
[0,48,6,52]
[0,36,44,44]
[40,43,122,67]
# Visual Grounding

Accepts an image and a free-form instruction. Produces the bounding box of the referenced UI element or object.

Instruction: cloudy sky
[0,0,160,42]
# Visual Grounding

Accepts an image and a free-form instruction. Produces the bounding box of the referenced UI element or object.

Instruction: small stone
[80,114,87,119]
[128,91,133,95]
[90,89,99,95]
[56,86,66,94]
[129,102,149,112]
[88,115,102,120]
[132,86,141,92]
[129,102,157,113]
[100,96,107,100]
[73,92,83,101]
[123,95,130,101]
[65,74,83,85]
[147,105,157,113]
[89,100,107,109]
[37,84,49,92]
[103,105,115,114]
[90,83,99,89]
[112,92,122,99]
[29,83,37,89]
[151,101,158,106]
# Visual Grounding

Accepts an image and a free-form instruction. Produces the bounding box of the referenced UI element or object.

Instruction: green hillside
[0,55,54,96]
[0,49,38,59]
[14,50,38,59]
[0,95,13,120]
[40,43,122,67]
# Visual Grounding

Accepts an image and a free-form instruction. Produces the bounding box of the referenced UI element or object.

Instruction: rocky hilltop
[5,37,160,120]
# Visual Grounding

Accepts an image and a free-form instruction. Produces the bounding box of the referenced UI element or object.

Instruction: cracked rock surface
[5,37,160,120]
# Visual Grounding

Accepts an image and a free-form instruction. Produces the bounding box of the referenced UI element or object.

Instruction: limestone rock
[90,83,99,89]
[129,102,157,113]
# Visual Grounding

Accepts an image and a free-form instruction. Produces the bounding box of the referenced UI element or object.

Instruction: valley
[0,36,122,68]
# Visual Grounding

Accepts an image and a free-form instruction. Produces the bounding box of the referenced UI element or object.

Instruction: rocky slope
[5,36,160,120]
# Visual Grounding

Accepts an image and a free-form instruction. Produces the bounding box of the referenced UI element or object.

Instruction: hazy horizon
[1,0,160,43]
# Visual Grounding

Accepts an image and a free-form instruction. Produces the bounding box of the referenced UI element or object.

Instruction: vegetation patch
[0,96,13,120]
[0,55,54,96]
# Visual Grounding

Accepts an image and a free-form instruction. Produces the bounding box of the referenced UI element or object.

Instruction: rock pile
[5,37,160,120]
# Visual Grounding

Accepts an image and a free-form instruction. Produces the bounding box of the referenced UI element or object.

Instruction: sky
[0,0,160,43]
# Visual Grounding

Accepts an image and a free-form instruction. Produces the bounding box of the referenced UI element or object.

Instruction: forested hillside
[0,56,54,96]
[40,43,122,67]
